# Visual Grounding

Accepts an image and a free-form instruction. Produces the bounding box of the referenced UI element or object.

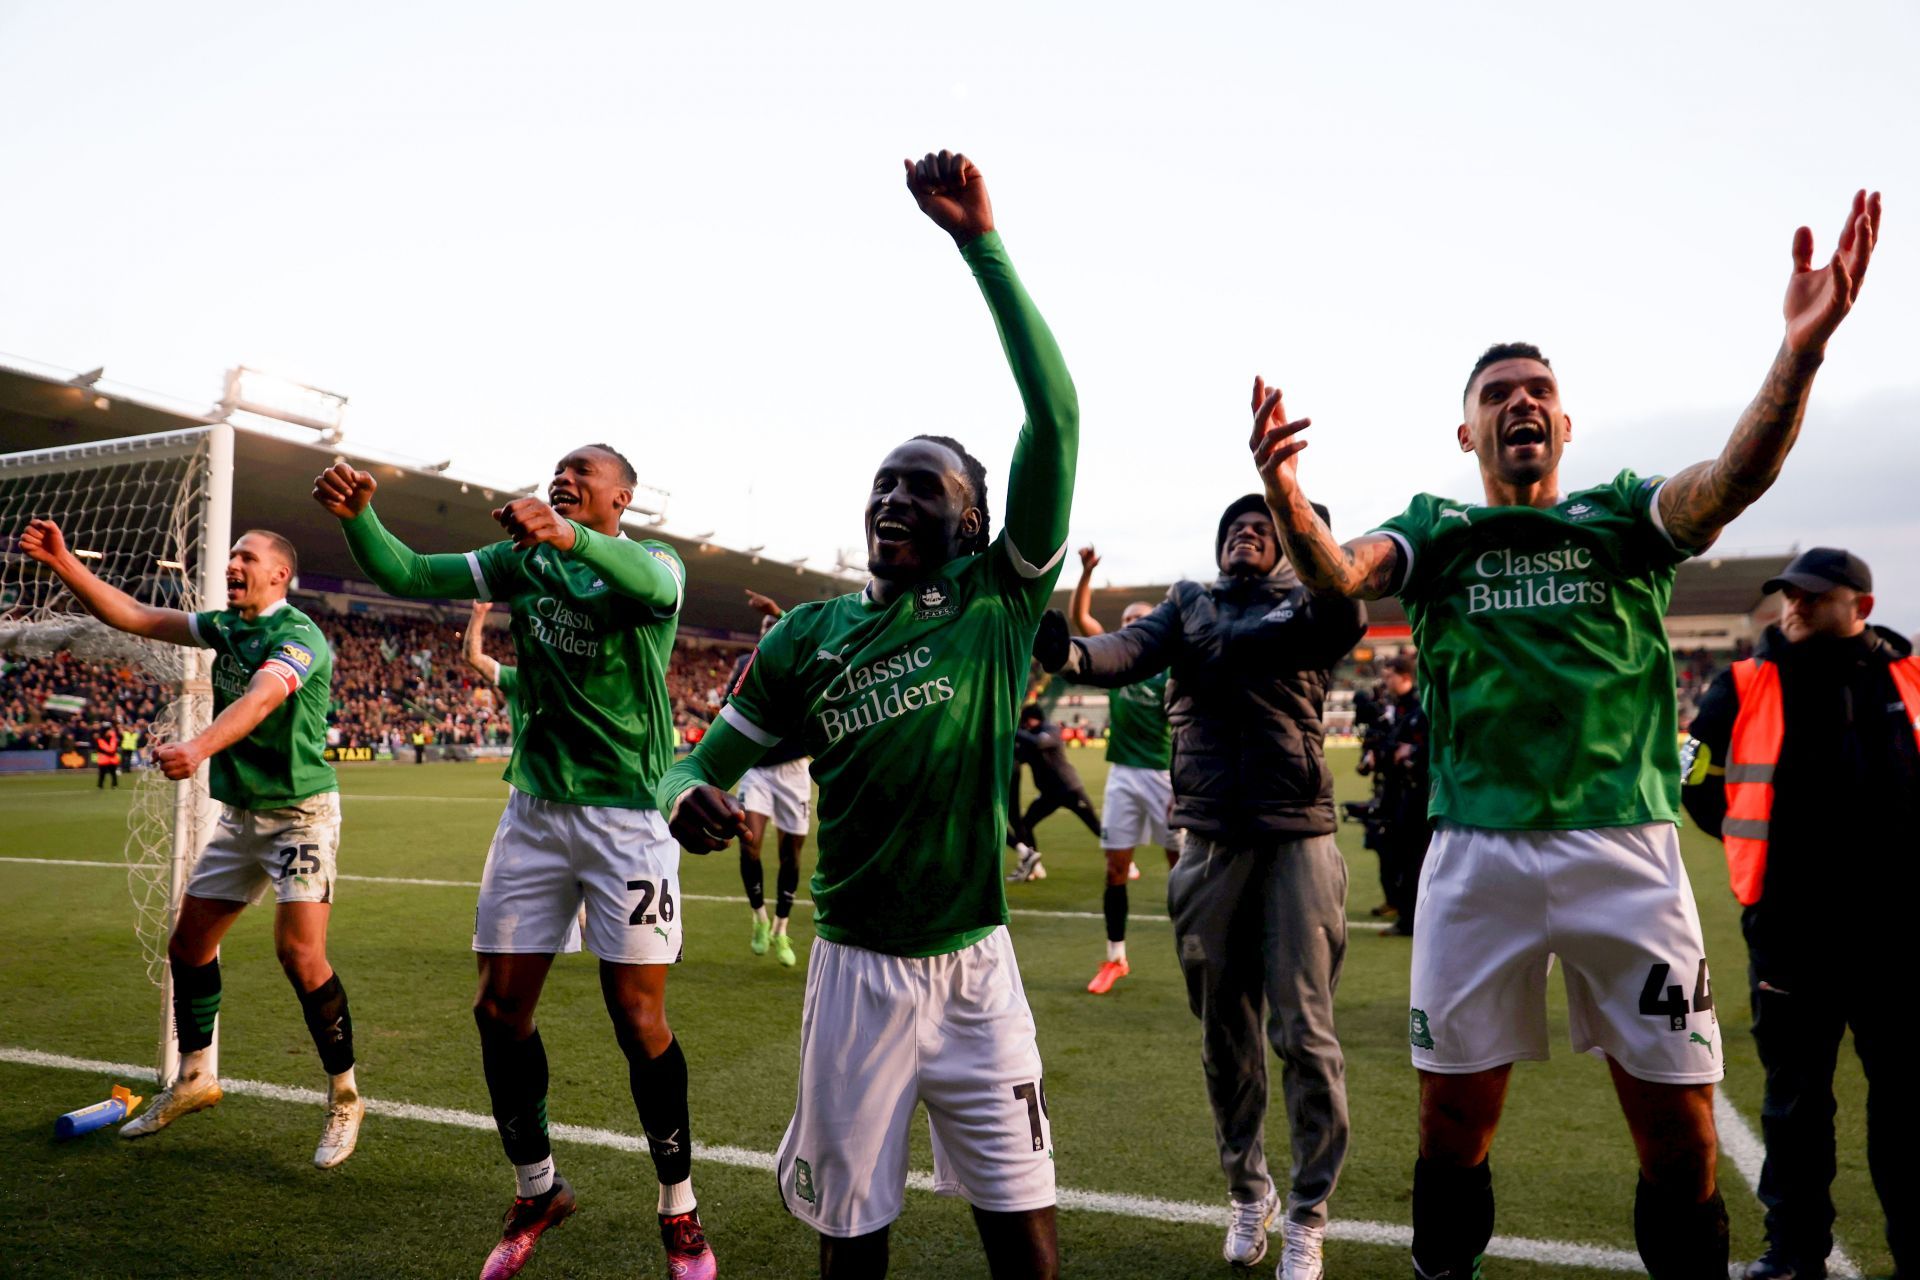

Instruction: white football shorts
[474,788,682,965]
[1100,763,1173,850]
[775,926,1056,1236]
[1408,821,1723,1085]
[739,758,811,834]
[188,791,341,906]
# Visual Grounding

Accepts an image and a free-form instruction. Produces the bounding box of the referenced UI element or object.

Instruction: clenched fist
[492,498,577,553]
[312,464,378,519]
[668,784,749,854]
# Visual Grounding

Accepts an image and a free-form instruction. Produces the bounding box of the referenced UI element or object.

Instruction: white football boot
[313,1079,366,1168]
[120,1066,222,1139]
[1223,1189,1278,1267]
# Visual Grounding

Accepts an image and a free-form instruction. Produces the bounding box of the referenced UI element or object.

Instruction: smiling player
[314,444,711,1280]
[1249,191,1881,1279]
[659,149,1076,1279]
[20,519,363,1168]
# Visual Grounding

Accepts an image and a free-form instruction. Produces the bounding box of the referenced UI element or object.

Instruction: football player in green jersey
[659,150,1075,1280]
[1065,544,1175,995]
[20,520,363,1168]
[1249,190,1881,1280]
[314,446,714,1280]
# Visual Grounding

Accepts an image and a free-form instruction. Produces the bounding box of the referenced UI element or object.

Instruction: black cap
[1763,547,1872,596]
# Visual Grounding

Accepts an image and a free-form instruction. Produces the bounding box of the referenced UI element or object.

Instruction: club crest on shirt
[1565,502,1595,520]
[914,581,957,620]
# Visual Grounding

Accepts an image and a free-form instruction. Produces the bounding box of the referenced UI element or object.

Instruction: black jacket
[1059,564,1365,839]
[1683,624,1920,973]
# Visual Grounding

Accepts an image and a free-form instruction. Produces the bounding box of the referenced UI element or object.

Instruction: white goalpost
[1,424,234,1086]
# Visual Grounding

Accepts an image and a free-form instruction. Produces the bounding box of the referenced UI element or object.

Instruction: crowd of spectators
[2,598,750,759]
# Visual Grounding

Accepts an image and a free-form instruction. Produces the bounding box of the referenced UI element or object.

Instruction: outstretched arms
[1068,546,1103,636]
[1248,379,1404,600]
[1658,190,1883,551]
[19,519,198,646]
[906,150,1078,581]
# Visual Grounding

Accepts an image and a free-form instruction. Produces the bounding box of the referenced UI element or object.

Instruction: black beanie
[1216,495,1331,568]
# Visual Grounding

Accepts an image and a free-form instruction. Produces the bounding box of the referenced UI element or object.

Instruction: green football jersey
[1373,469,1692,830]
[723,543,1061,955]
[188,600,337,809]
[495,663,526,740]
[1105,670,1171,771]
[469,537,682,808]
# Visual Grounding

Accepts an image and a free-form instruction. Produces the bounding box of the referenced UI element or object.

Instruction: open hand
[905,150,995,245]
[152,739,207,781]
[492,498,577,552]
[1784,189,1882,355]
[312,463,378,519]
[1249,376,1311,502]
[19,518,70,566]
[668,784,749,854]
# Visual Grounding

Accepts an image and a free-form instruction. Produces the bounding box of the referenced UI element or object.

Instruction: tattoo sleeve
[1268,489,1403,600]
[1658,342,1825,552]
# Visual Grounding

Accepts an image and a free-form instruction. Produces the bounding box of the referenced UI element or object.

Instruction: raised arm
[1658,190,1882,551]
[315,465,484,599]
[1248,379,1403,599]
[19,519,198,645]
[463,601,502,684]
[906,151,1079,577]
[1068,546,1103,636]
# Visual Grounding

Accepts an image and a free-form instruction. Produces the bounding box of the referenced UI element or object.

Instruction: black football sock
[477,1018,551,1169]
[170,956,221,1060]
[1103,884,1128,944]
[1634,1177,1729,1280]
[739,849,765,912]
[775,858,800,921]
[622,1034,694,1189]
[1412,1157,1494,1279]
[296,971,356,1076]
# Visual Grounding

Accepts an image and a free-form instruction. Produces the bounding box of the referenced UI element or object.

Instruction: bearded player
[1250,190,1881,1279]
[314,445,713,1280]
[659,149,1075,1279]
[20,520,363,1167]
[1064,544,1175,995]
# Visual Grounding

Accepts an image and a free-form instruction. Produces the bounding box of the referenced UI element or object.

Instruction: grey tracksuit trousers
[1169,830,1350,1227]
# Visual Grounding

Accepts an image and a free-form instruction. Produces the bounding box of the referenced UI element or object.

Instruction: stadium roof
[1052,550,1795,632]
[1,358,861,635]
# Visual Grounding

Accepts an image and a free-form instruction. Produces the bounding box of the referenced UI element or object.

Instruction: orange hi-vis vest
[93,735,121,767]
[1724,652,1920,905]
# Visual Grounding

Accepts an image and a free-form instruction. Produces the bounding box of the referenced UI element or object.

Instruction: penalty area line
[6,1042,1648,1272]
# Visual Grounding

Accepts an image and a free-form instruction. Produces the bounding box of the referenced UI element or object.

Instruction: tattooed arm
[1659,189,1882,551]
[1249,376,1405,599]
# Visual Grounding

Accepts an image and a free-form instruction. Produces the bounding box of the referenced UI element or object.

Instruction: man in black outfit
[1005,704,1102,883]
[1374,655,1431,937]
[1683,547,1917,1280]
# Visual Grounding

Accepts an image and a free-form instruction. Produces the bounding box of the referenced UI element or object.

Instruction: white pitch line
[0,856,1395,928]
[4,1042,1648,1271]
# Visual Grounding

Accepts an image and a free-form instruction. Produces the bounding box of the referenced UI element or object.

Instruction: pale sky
[4,1,1916,631]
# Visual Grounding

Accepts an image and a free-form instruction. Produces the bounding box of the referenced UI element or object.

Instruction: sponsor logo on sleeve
[277,642,316,670]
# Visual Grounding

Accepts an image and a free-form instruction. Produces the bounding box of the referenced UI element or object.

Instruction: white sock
[658,1177,696,1216]
[329,1066,358,1100]
[178,1048,211,1083]
[1107,940,1126,963]
[752,905,769,924]
[515,1156,556,1198]
[772,917,789,936]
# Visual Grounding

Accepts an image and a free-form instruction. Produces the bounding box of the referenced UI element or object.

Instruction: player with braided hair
[660,149,1077,1279]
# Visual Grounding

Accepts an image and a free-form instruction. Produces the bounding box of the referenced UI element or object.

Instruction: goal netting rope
[1,428,225,987]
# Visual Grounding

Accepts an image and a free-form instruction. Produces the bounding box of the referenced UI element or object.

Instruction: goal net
[0,425,234,1085]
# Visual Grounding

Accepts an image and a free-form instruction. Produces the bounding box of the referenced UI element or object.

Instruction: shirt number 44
[1639,959,1713,1032]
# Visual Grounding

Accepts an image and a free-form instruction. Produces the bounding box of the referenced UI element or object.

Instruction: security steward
[1682,547,1918,1280]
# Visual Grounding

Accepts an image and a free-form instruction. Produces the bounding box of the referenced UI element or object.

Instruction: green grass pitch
[0,747,1889,1278]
